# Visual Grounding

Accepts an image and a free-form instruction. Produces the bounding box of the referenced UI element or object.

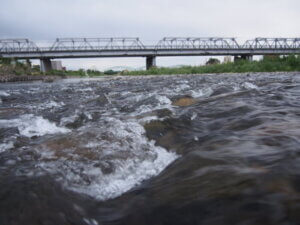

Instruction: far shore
[0,74,63,83]
[1,55,299,83]
[1,71,300,84]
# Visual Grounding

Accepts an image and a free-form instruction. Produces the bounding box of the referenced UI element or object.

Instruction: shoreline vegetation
[124,55,300,76]
[0,55,299,82]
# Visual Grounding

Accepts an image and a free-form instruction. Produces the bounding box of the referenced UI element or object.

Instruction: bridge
[0,37,299,72]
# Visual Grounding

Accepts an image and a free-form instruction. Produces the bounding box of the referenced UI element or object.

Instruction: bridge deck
[1,37,299,59]
[1,48,300,59]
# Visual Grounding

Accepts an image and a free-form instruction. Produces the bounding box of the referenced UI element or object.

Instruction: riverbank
[0,74,63,83]
[1,55,299,82]
[0,60,64,83]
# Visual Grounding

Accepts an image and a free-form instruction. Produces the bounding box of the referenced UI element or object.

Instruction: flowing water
[1,73,300,225]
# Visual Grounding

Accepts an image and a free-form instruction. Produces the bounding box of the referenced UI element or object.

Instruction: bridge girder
[0,37,299,56]
[243,38,300,49]
[155,37,240,49]
[49,37,146,51]
[0,39,40,52]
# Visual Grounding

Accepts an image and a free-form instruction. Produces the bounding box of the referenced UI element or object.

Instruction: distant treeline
[45,69,120,77]
[123,55,300,76]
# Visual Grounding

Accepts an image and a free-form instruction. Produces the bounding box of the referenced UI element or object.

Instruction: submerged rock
[171,95,197,106]
[155,108,173,118]
[0,108,26,119]
[144,117,194,154]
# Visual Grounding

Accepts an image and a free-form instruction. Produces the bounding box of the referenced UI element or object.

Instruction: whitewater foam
[29,100,65,110]
[189,87,213,98]
[242,82,258,90]
[0,142,14,153]
[191,112,197,120]
[0,90,10,96]
[0,114,70,138]
[36,117,178,200]
[134,94,172,115]
[174,84,190,92]
[47,100,65,108]
[78,144,177,200]
[156,95,172,105]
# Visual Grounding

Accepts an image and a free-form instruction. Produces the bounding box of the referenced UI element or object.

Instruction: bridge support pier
[234,55,253,62]
[242,55,253,61]
[40,58,52,73]
[26,59,31,68]
[146,56,156,70]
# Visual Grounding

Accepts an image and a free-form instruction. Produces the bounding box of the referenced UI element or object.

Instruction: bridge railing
[0,39,40,52]
[155,37,240,49]
[243,38,300,49]
[49,38,146,51]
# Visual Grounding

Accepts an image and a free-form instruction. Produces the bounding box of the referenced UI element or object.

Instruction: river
[1,72,300,225]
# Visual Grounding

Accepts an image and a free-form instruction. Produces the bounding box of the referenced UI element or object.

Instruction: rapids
[1,73,300,225]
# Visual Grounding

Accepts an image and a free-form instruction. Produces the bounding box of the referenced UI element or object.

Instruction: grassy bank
[1,55,300,78]
[123,55,300,76]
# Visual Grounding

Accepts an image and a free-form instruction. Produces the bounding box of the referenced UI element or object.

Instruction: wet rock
[65,113,89,129]
[1,96,18,103]
[14,136,31,148]
[43,136,78,151]
[144,118,194,154]
[144,120,169,140]
[226,117,263,131]
[94,161,115,174]
[0,108,26,120]
[171,95,197,107]
[0,176,94,225]
[155,108,173,118]
[135,108,173,121]
[40,135,99,161]
[120,105,134,113]
[0,127,19,140]
[86,94,109,107]
[95,94,109,105]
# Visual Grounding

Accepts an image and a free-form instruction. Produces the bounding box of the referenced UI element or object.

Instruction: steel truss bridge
[0,37,300,71]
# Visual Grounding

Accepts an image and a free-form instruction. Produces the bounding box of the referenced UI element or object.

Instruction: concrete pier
[241,55,253,61]
[40,58,52,73]
[146,56,156,70]
[234,55,253,62]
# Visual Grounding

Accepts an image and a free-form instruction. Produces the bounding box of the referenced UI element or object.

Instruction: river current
[1,73,300,225]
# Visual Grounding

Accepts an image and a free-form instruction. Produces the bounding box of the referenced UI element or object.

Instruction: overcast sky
[1,0,299,70]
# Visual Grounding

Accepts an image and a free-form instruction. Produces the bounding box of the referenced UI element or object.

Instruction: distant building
[223,56,232,63]
[51,61,63,70]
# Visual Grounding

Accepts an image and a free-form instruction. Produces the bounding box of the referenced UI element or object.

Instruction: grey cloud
[1,0,299,41]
